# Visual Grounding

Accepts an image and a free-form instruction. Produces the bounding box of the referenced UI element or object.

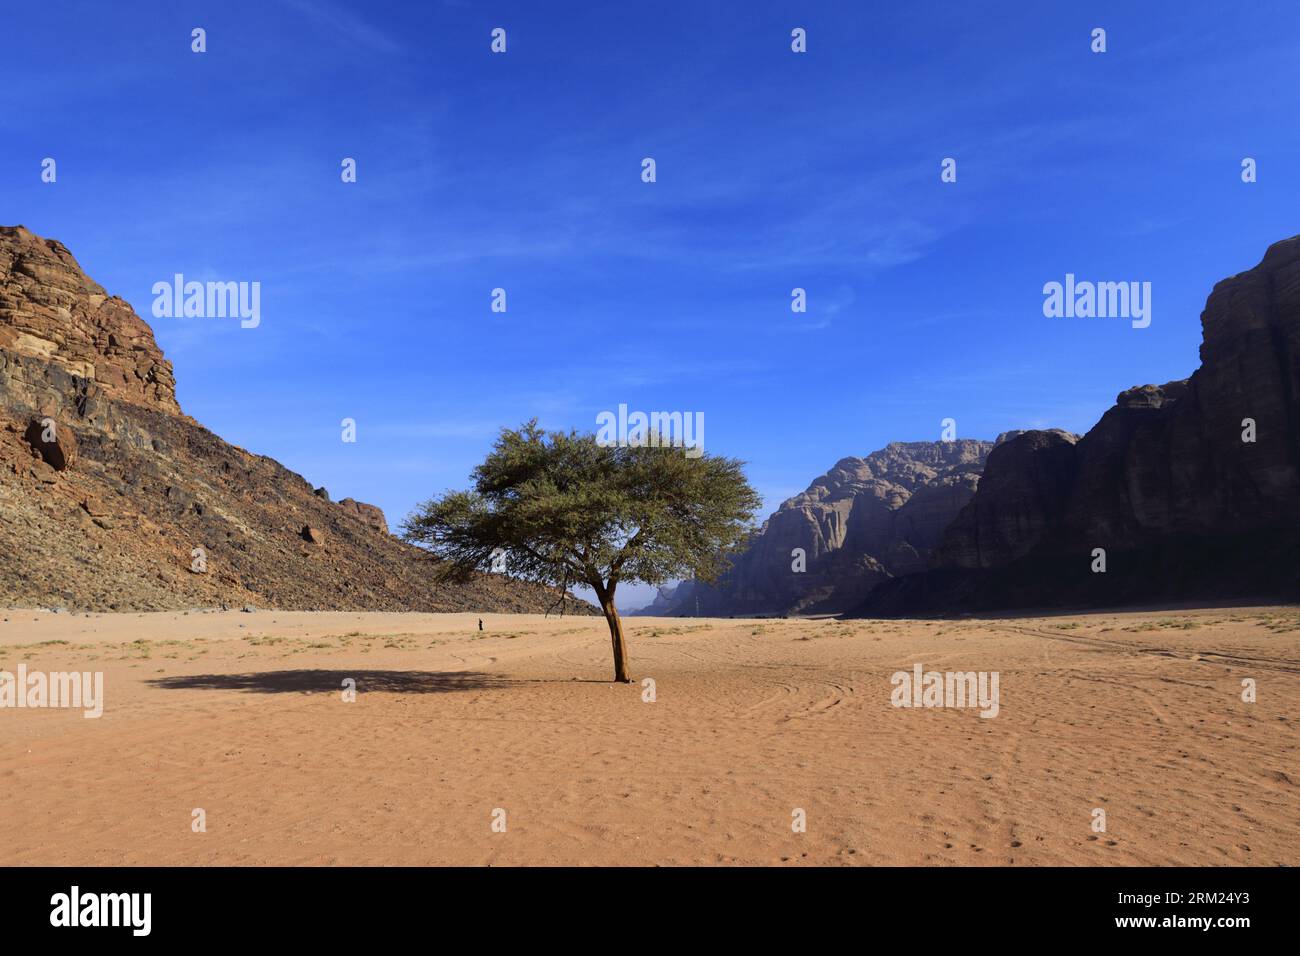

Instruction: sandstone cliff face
[0,226,585,612]
[933,429,1080,570]
[641,440,993,616]
[858,235,1300,614]
[0,226,179,414]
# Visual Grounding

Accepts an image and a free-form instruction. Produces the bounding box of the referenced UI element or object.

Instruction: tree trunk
[602,602,631,683]
[590,580,631,684]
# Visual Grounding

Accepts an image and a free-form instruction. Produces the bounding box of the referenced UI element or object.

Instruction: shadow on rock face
[24,417,77,470]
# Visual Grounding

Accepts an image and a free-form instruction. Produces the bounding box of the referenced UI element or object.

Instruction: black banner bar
[0,866,1289,942]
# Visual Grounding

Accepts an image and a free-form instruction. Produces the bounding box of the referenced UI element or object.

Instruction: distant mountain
[0,225,587,613]
[639,439,996,616]
[857,234,1300,614]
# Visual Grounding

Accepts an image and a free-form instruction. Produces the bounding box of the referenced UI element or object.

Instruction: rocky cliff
[641,440,994,616]
[0,225,586,612]
[857,234,1300,614]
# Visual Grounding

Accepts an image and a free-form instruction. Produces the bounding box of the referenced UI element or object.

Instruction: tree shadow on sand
[147,669,509,695]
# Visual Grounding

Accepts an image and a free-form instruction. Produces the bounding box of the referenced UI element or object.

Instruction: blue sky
[4,1,1299,609]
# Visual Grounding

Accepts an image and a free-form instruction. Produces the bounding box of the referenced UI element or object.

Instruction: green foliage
[401,420,761,603]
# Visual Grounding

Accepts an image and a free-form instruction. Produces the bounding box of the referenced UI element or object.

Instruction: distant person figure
[478,618,483,631]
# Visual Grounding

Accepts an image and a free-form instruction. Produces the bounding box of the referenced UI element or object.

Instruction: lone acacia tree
[401,420,760,683]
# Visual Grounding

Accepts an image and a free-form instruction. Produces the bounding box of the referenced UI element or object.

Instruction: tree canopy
[401,420,760,681]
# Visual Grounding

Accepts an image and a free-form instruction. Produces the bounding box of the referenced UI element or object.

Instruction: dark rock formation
[24,416,78,470]
[337,497,388,535]
[931,429,1080,570]
[0,225,590,613]
[641,440,995,616]
[858,234,1300,614]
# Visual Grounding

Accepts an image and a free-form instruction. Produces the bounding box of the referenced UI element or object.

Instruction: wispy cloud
[274,0,403,55]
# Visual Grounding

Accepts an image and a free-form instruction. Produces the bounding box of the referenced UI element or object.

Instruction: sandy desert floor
[0,605,1296,866]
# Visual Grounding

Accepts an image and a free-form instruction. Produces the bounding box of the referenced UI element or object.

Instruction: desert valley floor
[1,607,1296,866]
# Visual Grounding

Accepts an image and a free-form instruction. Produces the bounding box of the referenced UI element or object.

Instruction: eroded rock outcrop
[932,429,1079,570]
[858,235,1300,613]
[641,440,994,616]
[0,225,588,613]
[0,225,179,414]
[23,416,78,471]
[337,497,388,535]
